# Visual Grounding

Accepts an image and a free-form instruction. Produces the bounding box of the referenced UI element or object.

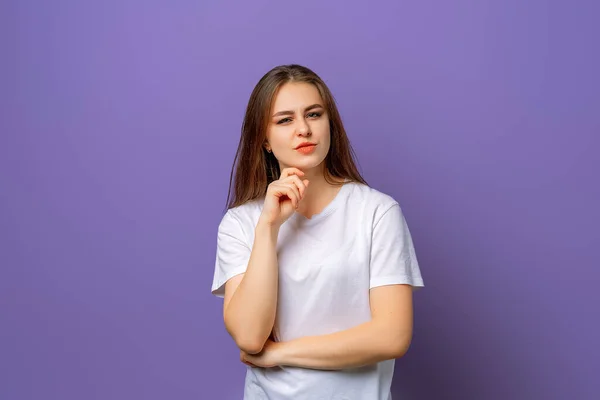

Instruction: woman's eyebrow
[272,103,324,118]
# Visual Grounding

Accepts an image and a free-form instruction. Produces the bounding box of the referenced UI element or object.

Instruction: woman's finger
[279,167,305,179]
[283,175,309,198]
[240,352,257,368]
[271,183,300,208]
[284,186,300,208]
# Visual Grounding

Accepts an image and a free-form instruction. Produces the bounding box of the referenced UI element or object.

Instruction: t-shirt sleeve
[211,210,252,298]
[369,202,424,291]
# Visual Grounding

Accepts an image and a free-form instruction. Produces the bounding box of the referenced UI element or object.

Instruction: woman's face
[265,82,330,174]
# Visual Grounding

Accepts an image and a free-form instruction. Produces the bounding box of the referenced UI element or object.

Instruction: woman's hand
[259,167,309,228]
[240,339,284,369]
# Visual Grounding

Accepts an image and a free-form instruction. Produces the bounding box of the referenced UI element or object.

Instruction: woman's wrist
[255,219,281,248]
[272,341,289,367]
[257,216,281,234]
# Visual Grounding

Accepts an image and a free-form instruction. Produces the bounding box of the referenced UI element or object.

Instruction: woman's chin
[282,157,325,173]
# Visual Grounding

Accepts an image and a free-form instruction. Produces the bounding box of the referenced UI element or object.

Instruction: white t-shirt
[211,181,424,400]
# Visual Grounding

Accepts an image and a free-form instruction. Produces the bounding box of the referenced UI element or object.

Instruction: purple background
[2,0,599,399]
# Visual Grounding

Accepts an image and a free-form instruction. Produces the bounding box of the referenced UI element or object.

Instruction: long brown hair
[226,64,367,210]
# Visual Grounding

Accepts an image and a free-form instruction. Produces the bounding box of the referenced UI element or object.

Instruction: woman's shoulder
[347,181,400,209]
[220,197,264,228]
[343,182,411,231]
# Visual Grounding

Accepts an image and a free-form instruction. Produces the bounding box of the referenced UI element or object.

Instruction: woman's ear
[264,143,271,153]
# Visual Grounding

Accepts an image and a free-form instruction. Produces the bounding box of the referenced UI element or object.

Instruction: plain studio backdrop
[1,1,598,399]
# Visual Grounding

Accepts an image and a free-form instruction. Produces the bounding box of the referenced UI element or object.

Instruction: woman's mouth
[296,144,316,154]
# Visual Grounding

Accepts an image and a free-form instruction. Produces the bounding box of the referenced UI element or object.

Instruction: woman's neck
[293,166,345,219]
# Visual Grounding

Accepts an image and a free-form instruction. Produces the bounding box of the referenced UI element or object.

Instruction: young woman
[211,64,424,399]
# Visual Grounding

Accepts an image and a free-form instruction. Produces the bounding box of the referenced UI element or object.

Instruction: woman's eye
[307,112,321,118]
[277,118,292,124]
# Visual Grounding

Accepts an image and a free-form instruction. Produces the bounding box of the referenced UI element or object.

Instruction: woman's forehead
[271,82,324,112]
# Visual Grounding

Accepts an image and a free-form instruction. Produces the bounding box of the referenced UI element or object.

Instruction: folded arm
[224,220,280,354]
[243,284,414,370]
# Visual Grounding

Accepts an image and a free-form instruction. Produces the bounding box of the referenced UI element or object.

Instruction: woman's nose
[296,120,311,136]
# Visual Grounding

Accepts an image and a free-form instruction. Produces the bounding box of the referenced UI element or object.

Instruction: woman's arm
[223,168,307,355]
[223,219,280,355]
[243,284,414,369]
